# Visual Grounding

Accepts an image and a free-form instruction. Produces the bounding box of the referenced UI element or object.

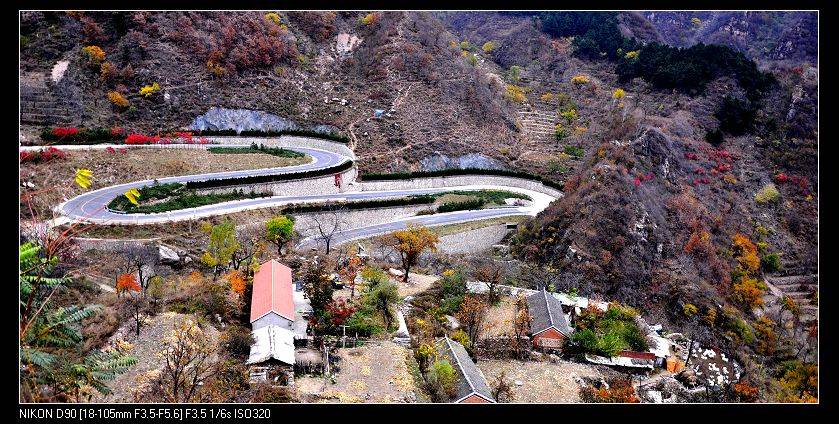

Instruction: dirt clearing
[478,359,603,403]
[295,341,420,403]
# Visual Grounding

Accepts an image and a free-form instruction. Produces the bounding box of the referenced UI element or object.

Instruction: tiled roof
[435,337,495,403]
[250,260,295,323]
[527,288,572,337]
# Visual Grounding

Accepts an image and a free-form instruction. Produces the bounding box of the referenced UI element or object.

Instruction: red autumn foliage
[684,152,699,160]
[325,299,356,327]
[106,146,116,154]
[20,147,67,164]
[174,131,193,142]
[775,173,810,193]
[125,133,161,144]
[111,127,125,136]
[52,127,80,138]
[116,273,142,295]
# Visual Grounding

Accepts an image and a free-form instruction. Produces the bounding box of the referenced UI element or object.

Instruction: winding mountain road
[26,138,561,248]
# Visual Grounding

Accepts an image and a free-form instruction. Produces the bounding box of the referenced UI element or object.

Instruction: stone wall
[73,237,159,252]
[437,224,512,254]
[359,175,563,198]
[196,165,358,197]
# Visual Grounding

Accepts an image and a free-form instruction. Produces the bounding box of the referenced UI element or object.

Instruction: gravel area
[295,341,419,403]
[478,359,603,403]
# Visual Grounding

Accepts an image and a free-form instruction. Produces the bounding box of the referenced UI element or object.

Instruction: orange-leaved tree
[116,273,141,297]
[391,224,439,284]
[225,269,247,297]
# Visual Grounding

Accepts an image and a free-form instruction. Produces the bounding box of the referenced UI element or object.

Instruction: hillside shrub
[139,82,161,97]
[264,12,281,25]
[360,12,380,26]
[563,145,584,158]
[755,183,780,204]
[504,85,528,103]
[108,91,130,109]
[81,45,105,66]
[762,253,782,272]
[40,127,124,144]
[732,276,766,309]
[580,378,639,403]
[571,74,589,85]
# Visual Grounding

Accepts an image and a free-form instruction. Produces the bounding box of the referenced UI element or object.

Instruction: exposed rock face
[190,107,301,133]
[420,152,502,171]
[189,107,343,135]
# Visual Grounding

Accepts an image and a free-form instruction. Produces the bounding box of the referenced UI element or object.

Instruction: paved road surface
[36,141,560,247]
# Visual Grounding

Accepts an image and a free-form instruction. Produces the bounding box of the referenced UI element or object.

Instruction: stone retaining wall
[73,237,159,252]
[359,175,563,199]
[437,224,512,254]
[196,165,358,197]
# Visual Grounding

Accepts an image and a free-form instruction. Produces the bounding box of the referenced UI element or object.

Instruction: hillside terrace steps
[516,102,558,143]
[764,272,818,324]
[20,71,79,126]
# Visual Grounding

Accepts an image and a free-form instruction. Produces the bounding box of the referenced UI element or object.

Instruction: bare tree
[471,258,505,304]
[158,319,217,402]
[118,244,159,297]
[512,294,533,360]
[126,291,149,337]
[491,371,515,403]
[306,204,346,255]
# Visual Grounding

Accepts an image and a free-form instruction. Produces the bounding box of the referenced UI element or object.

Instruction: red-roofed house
[250,260,295,331]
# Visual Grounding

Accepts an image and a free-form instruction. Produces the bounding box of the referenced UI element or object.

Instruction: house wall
[252,312,294,331]
[457,393,492,404]
[532,327,565,349]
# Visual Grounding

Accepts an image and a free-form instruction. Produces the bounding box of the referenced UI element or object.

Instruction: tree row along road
[28,137,562,248]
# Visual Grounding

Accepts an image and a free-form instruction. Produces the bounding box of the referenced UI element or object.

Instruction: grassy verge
[108,182,271,214]
[437,198,486,213]
[108,182,184,211]
[185,160,354,189]
[432,189,531,214]
[279,195,435,214]
[207,143,306,159]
